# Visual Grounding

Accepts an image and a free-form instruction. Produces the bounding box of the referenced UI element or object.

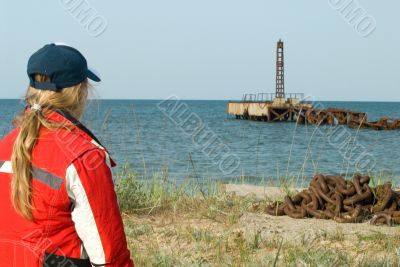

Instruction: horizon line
[1,98,400,103]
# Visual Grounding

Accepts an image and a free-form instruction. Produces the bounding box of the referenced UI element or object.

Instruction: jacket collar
[46,109,116,167]
[52,109,104,148]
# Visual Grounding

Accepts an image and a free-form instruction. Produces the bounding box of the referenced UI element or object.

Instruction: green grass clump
[116,169,400,267]
[115,166,210,214]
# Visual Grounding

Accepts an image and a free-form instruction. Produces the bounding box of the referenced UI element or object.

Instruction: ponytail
[11,109,43,220]
[11,74,89,220]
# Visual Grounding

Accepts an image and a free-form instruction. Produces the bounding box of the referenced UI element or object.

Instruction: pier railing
[240,93,305,102]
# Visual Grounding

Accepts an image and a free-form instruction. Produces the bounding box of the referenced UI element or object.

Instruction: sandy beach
[225,183,400,238]
[124,182,400,266]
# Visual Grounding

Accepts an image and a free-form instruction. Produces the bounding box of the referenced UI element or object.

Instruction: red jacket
[0,110,134,267]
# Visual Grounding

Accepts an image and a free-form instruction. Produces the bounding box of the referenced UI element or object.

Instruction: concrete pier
[227,95,371,128]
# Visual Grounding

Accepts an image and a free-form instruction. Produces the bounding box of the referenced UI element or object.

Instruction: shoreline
[120,177,400,265]
[224,183,302,201]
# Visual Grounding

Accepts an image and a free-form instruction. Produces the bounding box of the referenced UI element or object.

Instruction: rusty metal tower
[276,39,285,98]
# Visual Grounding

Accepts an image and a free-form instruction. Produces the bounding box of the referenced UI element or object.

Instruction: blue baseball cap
[27,43,101,91]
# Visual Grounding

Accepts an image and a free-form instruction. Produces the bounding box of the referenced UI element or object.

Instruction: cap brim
[87,68,101,82]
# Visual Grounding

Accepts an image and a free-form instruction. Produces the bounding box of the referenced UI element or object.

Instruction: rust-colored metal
[227,39,400,130]
[227,101,400,130]
[265,174,400,226]
[276,39,284,98]
[370,213,393,226]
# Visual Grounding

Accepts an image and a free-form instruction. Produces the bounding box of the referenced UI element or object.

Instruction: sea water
[1,99,400,183]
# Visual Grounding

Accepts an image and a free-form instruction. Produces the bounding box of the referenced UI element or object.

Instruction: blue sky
[0,1,399,101]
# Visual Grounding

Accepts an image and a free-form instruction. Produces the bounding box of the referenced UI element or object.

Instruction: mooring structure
[276,39,285,99]
[227,39,312,122]
[227,39,400,130]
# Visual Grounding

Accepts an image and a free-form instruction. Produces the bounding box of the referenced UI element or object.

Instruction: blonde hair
[11,74,89,220]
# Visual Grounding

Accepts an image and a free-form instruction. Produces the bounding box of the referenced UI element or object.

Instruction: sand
[224,184,300,201]
[225,184,400,242]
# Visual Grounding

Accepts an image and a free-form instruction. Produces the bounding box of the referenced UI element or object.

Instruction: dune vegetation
[115,168,400,267]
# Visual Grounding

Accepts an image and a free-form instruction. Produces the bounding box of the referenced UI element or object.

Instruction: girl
[0,43,134,267]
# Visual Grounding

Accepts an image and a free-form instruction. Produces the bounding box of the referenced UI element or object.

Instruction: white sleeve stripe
[90,140,104,150]
[0,161,12,173]
[65,164,106,264]
[90,140,112,169]
[104,152,112,170]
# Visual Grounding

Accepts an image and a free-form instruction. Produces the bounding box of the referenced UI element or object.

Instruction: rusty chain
[265,174,400,226]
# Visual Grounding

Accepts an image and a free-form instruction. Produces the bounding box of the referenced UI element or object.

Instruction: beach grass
[116,169,400,267]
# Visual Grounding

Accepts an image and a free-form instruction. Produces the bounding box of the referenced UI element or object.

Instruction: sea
[1,99,400,184]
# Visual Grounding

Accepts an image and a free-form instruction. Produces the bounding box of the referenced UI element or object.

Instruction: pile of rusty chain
[265,174,400,226]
